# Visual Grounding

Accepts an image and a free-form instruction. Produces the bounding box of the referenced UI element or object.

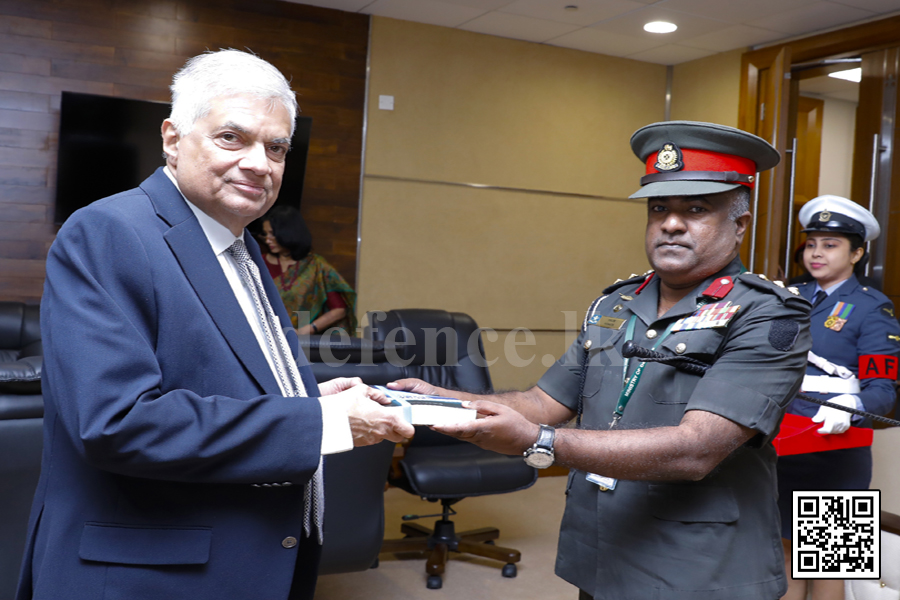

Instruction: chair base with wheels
[381,499,520,590]
[368,309,538,589]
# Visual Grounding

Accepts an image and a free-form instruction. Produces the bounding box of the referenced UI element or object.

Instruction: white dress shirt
[163,167,352,455]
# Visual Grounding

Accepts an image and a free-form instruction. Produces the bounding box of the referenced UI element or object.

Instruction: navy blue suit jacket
[18,169,325,600]
[790,275,900,424]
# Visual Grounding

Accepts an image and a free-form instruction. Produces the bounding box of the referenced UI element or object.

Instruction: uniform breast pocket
[582,325,626,398]
[648,329,724,405]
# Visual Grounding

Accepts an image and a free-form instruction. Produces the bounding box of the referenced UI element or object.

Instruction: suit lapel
[142,169,282,395]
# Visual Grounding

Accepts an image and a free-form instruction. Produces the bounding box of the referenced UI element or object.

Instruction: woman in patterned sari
[262,206,357,336]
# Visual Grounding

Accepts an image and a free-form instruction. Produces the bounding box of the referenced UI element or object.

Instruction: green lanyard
[612,315,675,428]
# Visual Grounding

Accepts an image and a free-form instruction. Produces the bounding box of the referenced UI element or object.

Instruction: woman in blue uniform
[779,195,900,600]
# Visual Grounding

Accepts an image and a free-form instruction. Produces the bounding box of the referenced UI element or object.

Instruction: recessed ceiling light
[644,21,677,34]
[829,68,861,83]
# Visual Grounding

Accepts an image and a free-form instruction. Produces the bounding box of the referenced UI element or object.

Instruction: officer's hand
[811,394,856,435]
[387,378,445,397]
[432,400,539,456]
[318,377,364,397]
[323,383,415,445]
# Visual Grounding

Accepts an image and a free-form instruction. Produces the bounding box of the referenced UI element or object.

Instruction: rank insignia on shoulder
[702,276,734,300]
[889,334,900,343]
[672,301,741,332]
[787,287,800,295]
[884,307,895,318]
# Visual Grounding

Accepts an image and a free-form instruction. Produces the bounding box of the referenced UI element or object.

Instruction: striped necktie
[227,238,324,544]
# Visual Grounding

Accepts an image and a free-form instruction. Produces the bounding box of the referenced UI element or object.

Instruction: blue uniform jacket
[17,169,325,600]
[790,276,900,423]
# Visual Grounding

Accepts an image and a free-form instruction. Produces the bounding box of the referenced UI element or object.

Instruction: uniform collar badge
[701,276,734,300]
[654,142,684,172]
[634,272,655,295]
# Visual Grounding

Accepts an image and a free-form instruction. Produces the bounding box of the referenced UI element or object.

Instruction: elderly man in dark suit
[16,49,413,600]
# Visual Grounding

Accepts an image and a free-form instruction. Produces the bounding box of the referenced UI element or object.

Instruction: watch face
[525,450,554,469]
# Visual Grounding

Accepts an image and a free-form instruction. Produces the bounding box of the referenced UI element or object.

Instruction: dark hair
[846,233,868,278]
[265,205,312,261]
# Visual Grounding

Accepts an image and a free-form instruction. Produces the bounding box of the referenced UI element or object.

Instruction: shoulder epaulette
[581,272,653,332]
[857,284,889,303]
[602,271,653,295]
[737,272,805,302]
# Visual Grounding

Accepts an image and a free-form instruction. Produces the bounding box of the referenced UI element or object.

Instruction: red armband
[858,355,899,380]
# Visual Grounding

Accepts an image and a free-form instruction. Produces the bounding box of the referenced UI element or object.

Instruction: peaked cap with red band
[629,121,781,199]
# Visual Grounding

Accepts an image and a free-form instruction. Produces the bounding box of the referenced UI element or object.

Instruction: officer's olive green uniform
[538,257,811,600]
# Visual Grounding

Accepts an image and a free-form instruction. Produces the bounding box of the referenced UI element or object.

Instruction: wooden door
[851,48,900,302]
[739,46,793,279]
[783,96,824,280]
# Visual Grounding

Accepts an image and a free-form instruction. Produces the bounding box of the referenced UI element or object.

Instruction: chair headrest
[366,309,482,365]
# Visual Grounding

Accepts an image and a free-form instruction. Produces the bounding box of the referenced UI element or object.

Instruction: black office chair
[367,309,538,590]
[0,302,44,600]
[298,335,409,576]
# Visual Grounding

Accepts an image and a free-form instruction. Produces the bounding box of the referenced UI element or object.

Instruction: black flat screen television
[54,91,312,224]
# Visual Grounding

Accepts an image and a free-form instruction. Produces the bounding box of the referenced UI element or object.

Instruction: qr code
[792,490,880,579]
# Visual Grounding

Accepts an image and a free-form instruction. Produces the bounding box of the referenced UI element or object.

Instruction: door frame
[739,15,900,280]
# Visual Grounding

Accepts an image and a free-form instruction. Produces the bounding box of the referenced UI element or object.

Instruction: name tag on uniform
[671,301,740,332]
[588,315,626,330]
[586,472,617,491]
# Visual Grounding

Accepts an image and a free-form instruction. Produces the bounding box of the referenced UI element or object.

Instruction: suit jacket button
[282,536,298,549]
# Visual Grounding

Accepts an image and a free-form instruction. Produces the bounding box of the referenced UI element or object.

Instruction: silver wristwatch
[523,424,555,469]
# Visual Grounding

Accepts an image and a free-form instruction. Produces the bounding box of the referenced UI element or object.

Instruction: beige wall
[358,20,748,389]
[671,48,744,127]
[818,96,857,198]
[358,17,664,388]
[872,428,900,514]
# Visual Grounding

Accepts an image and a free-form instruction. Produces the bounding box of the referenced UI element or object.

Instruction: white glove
[811,394,858,435]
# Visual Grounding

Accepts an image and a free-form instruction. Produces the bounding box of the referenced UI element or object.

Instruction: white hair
[168,49,298,137]
[728,186,751,221]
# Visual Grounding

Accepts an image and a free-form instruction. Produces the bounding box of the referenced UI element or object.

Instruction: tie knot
[227,239,251,264]
[813,290,827,307]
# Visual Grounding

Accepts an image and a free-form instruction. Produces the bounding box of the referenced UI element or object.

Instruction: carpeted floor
[314,476,576,600]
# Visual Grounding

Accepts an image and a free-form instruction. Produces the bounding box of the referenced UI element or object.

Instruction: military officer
[391,121,812,600]
[778,195,900,600]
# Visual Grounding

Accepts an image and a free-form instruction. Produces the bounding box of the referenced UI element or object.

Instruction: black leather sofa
[0,302,43,600]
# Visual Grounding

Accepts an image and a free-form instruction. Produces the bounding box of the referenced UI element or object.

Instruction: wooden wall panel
[0,0,368,303]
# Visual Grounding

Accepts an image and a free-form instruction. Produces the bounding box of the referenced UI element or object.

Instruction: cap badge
[654,142,683,172]
[819,211,831,222]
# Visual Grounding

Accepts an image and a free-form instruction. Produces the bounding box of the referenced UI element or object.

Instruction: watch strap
[534,424,555,450]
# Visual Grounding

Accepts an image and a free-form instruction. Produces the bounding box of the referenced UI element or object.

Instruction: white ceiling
[283,0,900,65]
[800,74,860,103]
